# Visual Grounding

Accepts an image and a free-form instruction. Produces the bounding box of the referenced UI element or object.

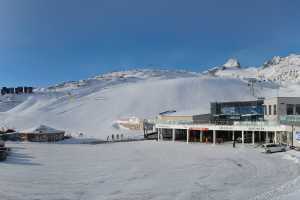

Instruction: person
[107,136,109,141]
[233,138,236,148]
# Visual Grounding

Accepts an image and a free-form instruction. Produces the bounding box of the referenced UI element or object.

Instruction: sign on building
[295,131,300,141]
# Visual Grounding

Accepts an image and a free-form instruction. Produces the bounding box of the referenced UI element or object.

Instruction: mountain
[1,54,300,139]
[259,54,300,83]
[213,54,300,84]
[0,71,264,138]
[45,69,199,92]
[223,58,241,69]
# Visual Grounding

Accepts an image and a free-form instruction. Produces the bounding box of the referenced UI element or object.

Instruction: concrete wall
[264,97,278,122]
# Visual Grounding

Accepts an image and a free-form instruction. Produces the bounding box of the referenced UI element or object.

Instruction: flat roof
[160,110,206,117]
[211,100,264,106]
[265,96,300,100]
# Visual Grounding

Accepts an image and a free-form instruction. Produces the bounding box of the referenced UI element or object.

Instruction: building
[211,99,264,124]
[1,86,33,95]
[19,125,65,142]
[263,97,300,122]
[158,111,210,124]
[155,97,300,147]
[15,87,24,94]
[116,117,144,130]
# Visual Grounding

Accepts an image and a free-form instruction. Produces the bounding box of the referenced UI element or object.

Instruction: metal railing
[233,121,279,127]
[153,118,280,127]
[153,119,194,125]
[280,115,300,124]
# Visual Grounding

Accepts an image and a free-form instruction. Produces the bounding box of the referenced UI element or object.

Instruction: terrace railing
[153,118,281,127]
[153,119,194,125]
[233,121,280,127]
[280,115,300,125]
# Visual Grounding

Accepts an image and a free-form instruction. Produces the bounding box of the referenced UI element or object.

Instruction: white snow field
[1,54,300,139]
[1,141,300,200]
[0,75,270,139]
[2,55,300,199]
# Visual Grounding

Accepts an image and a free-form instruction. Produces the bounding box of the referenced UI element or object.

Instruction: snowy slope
[259,54,300,83]
[212,54,300,85]
[0,74,267,138]
[1,54,300,139]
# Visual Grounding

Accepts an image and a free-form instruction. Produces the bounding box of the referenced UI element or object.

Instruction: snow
[1,141,300,200]
[215,54,300,85]
[1,57,300,199]
[223,58,241,69]
[0,76,266,139]
[0,54,300,140]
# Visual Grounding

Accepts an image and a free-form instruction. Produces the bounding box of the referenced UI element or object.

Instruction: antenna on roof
[246,78,257,97]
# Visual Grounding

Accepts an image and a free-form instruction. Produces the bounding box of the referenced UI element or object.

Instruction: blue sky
[1,0,300,86]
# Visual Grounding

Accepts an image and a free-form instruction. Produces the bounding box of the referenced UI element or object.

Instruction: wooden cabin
[19,125,65,142]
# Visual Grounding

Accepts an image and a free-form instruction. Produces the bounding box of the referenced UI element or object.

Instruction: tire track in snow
[250,154,300,200]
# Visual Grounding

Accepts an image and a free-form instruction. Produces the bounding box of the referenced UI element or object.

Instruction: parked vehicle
[0,140,4,147]
[263,143,287,153]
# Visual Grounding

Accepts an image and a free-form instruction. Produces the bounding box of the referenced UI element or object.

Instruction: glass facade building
[210,100,264,124]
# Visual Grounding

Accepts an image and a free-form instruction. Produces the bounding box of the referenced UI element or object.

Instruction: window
[264,105,267,115]
[269,105,272,115]
[296,105,300,115]
[287,104,294,115]
[273,105,277,115]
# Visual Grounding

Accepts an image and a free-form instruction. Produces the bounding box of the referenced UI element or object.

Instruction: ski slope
[1,54,300,139]
[0,74,269,139]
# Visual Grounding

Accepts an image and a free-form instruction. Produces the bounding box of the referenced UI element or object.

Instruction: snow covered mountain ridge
[1,53,300,139]
[222,58,241,69]
[210,54,300,84]
[46,69,199,92]
[42,53,300,92]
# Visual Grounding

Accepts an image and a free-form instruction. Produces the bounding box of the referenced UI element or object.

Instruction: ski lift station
[155,97,300,148]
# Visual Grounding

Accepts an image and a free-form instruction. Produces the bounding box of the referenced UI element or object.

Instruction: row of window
[286,104,300,115]
[264,104,300,116]
[264,105,277,116]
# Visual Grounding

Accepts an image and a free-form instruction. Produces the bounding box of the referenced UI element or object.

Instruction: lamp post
[292,124,294,147]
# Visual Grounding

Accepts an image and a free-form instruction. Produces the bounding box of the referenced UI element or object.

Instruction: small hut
[19,125,65,142]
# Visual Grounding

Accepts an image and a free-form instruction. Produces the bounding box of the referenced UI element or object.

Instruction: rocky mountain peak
[223,58,241,69]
